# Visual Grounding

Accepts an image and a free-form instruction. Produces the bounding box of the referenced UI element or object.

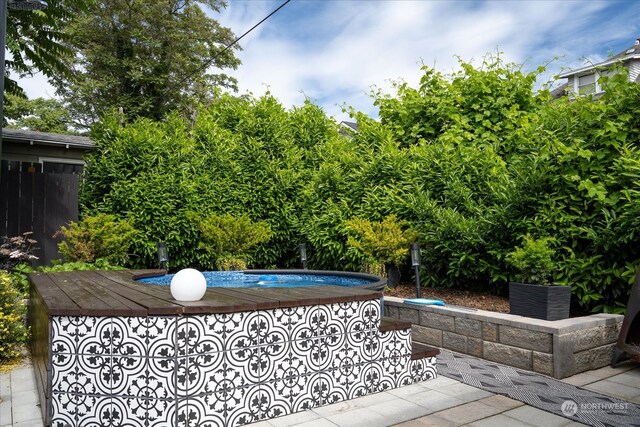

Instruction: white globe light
[170,268,207,301]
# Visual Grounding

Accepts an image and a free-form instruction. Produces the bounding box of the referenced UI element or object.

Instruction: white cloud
[215,0,639,120]
[14,0,640,122]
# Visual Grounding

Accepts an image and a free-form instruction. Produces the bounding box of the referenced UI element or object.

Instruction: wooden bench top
[29,269,383,317]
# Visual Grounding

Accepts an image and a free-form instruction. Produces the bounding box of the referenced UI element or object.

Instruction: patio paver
[1,353,638,427]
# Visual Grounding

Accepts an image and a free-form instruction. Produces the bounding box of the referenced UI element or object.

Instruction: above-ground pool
[137,269,386,291]
[29,269,437,426]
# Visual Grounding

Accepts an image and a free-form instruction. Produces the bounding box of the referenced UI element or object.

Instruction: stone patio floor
[1,356,638,427]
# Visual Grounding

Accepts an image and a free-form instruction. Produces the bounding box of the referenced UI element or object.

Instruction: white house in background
[557,37,640,97]
[338,120,359,137]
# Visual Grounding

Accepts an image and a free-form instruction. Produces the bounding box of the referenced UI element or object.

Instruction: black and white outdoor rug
[437,350,640,427]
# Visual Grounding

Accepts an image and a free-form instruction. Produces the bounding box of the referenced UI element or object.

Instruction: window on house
[578,73,596,94]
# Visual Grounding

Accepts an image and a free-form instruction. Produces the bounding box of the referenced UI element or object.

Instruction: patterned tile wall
[49,298,437,426]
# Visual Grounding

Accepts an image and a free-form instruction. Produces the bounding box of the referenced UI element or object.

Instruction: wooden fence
[0,160,80,267]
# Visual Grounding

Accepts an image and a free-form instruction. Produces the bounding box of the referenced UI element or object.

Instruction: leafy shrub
[39,258,123,272]
[216,256,247,271]
[83,97,335,270]
[77,58,640,313]
[0,271,28,363]
[55,214,137,265]
[9,264,33,295]
[0,233,38,271]
[197,213,272,270]
[505,235,555,285]
[346,214,418,266]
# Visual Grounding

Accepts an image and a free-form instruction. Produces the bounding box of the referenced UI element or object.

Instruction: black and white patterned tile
[351,299,382,331]
[313,304,346,337]
[200,355,250,399]
[143,316,178,358]
[51,391,97,427]
[331,343,367,384]
[349,329,383,363]
[117,316,176,358]
[76,396,137,427]
[319,371,350,406]
[179,353,226,397]
[148,354,178,395]
[127,396,172,426]
[269,372,317,411]
[380,329,411,359]
[328,301,359,330]
[270,305,311,341]
[51,361,103,396]
[224,311,262,353]
[111,317,147,357]
[225,385,265,426]
[381,354,412,388]
[110,355,145,397]
[204,312,254,342]
[310,334,347,373]
[250,385,290,423]
[272,353,311,382]
[410,357,438,383]
[178,315,227,357]
[364,361,396,393]
[225,341,263,386]
[175,396,225,427]
[48,296,440,426]
[52,316,100,354]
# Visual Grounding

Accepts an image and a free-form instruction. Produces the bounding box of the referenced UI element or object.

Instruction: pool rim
[137,268,387,292]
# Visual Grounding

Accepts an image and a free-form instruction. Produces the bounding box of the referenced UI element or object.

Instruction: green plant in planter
[505,235,570,321]
[197,213,272,270]
[505,235,555,285]
[345,214,418,287]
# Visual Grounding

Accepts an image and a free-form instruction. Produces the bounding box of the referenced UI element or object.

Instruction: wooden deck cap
[411,342,441,359]
[29,269,383,317]
[379,317,413,332]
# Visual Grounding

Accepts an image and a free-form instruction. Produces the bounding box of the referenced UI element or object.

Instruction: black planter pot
[509,282,571,321]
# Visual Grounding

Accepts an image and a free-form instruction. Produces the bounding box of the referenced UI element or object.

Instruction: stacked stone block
[384,297,623,379]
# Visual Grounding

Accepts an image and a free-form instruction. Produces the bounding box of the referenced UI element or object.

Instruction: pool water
[137,271,375,288]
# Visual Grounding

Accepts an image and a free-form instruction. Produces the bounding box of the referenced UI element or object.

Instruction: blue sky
[18,0,640,122]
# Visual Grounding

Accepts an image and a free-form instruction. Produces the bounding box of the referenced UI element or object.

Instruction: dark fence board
[5,165,21,237]
[0,161,9,236]
[19,171,34,234]
[43,173,79,265]
[32,172,46,264]
[0,162,79,267]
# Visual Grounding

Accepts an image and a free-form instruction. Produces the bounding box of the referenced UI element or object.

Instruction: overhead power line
[161,0,292,102]
[216,0,292,67]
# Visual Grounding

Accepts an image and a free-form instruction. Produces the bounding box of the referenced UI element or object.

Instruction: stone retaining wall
[383,296,623,379]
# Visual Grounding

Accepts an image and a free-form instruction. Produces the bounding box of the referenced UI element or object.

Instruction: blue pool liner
[137,271,374,288]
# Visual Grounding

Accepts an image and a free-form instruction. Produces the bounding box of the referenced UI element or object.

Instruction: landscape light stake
[299,243,307,270]
[411,242,421,298]
[157,242,168,271]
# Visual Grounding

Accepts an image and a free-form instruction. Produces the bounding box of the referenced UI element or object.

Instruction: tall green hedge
[81,59,640,313]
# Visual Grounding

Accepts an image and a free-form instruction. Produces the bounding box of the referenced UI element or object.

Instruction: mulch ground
[384,283,510,313]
